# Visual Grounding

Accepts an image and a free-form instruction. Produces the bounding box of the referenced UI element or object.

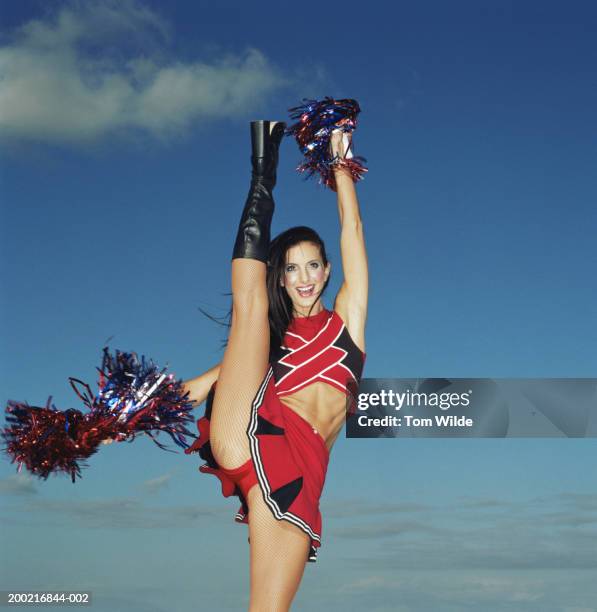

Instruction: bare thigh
[210,259,270,469]
[247,484,310,612]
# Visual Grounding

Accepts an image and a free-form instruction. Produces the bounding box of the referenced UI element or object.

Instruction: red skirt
[185,366,330,562]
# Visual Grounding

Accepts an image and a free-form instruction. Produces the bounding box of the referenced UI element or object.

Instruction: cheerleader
[183,119,368,610]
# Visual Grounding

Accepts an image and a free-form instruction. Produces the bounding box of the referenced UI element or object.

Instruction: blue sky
[1,1,596,610]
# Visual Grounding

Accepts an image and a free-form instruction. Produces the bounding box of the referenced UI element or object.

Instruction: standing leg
[247,485,310,612]
[210,121,285,470]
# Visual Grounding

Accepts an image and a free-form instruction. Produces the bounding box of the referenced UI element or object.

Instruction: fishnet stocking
[210,258,270,469]
[247,483,310,612]
[209,122,309,610]
[211,260,310,610]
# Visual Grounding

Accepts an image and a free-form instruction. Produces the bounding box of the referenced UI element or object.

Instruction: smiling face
[281,241,331,315]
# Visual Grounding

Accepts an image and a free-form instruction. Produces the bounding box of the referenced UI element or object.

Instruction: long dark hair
[201,226,330,360]
[267,226,330,352]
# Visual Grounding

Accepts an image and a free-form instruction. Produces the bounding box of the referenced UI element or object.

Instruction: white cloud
[141,473,172,493]
[0,473,38,495]
[0,1,287,144]
[328,492,597,571]
[337,575,403,594]
[4,496,227,528]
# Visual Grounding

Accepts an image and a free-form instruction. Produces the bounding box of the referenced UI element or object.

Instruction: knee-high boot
[232,120,286,262]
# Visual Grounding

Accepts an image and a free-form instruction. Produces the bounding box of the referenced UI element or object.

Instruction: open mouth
[296,285,315,297]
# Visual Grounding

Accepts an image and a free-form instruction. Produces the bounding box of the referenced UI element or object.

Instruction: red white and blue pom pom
[2,399,107,482]
[90,347,196,451]
[1,347,197,482]
[286,96,368,191]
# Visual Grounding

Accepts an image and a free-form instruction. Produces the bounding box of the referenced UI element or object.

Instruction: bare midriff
[277,381,349,453]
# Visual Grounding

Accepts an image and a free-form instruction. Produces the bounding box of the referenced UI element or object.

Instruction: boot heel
[249,120,286,184]
[251,120,268,159]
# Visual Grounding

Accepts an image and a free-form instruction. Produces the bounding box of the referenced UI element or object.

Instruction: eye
[285,264,296,273]
[310,262,320,269]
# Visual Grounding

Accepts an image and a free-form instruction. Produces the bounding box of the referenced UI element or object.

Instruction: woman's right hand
[182,363,221,407]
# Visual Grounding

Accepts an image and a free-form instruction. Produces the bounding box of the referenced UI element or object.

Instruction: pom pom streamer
[1,348,197,482]
[286,96,368,191]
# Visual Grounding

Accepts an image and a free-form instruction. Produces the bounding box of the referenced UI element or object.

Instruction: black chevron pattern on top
[334,327,365,381]
[271,346,292,381]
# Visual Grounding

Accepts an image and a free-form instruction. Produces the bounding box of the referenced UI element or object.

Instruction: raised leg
[209,121,285,470]
[210,259,270,468]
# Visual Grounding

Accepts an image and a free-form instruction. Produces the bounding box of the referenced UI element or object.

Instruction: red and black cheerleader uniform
[185,307,365,562]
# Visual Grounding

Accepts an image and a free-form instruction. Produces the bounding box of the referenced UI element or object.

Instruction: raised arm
[181,363,221,407]
[331,132,368,352]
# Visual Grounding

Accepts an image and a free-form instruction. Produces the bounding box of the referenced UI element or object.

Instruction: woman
[183,120,367,611]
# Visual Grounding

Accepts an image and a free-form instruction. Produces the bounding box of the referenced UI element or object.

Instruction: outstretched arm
[331,132,368,352]
[182,363,221,407]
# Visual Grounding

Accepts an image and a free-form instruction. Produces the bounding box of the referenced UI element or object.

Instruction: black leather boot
[232,120,286,262]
